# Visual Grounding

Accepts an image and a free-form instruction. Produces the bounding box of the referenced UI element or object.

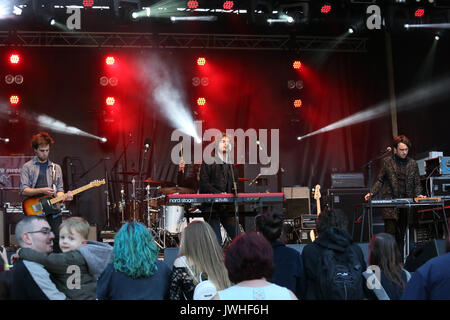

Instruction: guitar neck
[316,198,321,215]
[49,184,94,205]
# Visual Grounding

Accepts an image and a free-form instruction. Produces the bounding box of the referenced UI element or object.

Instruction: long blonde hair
[179,220,231,290]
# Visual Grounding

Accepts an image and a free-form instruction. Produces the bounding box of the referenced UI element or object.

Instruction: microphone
[144,138,151,152]
[0,137,10,143]
[380,147,392,155]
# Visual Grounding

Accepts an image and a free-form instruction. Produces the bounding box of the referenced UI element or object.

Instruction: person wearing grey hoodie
[17,217,113,300]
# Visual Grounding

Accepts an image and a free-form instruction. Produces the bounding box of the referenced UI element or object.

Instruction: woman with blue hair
[97,222,171,300]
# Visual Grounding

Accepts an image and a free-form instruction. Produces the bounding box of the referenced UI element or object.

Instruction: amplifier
[425,156,450,176]
[428,176,450,198]
[331,173,365,188]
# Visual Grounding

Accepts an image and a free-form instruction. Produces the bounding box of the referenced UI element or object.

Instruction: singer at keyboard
[364,135,425,258]
[199,133,241,245]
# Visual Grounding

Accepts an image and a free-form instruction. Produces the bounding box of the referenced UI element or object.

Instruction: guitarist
[20,132,73,253]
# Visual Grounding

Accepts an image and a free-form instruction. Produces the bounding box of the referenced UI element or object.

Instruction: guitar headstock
[313,184,321,200]
[90,179,106,187]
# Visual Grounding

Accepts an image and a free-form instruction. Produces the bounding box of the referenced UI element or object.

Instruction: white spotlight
[435,35,440,40]
[100,137,107,143]
[348,27,354,34]
[50,19,56,26]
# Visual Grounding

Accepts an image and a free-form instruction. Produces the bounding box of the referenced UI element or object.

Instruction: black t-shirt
[34,161,49,189]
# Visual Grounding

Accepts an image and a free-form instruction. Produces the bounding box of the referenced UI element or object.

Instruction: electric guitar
[310,184,321,242]
[23,179,105,216]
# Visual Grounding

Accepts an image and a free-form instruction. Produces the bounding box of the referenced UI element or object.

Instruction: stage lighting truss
[0,32,368,53]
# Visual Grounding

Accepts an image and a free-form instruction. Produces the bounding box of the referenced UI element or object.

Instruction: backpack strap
[362,269,390,300]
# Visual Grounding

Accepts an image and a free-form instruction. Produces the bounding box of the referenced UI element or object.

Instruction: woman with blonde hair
[168,220,231,300]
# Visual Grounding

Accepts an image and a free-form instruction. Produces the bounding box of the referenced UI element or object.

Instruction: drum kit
[109,171,195,249]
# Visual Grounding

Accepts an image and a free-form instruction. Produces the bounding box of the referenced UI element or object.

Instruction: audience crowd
[1,209,449,300]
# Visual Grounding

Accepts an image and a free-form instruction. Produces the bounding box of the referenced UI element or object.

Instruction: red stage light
[293,60,302,70]
[415,8,424,17]
[197,97,206,106]
[187,0,199,9]
[223,1,234,10]
[106,56,115,65]
[9,54,20,65]
[83,0,94,7]
[294,99,302,108]
[321,4,331,14]
[197,57,206,66]
[10,95,20,105]
[106,97,116,106]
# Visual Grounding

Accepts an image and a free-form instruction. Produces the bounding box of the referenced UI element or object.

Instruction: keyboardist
[364,135,425,258]
[199,133,241,245]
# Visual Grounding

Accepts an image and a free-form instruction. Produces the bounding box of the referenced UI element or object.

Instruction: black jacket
[268,240,306,299]
[199,163,239,194]
[302,227,369,300]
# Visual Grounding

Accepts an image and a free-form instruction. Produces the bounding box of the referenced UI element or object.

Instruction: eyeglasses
[26,228,53,235]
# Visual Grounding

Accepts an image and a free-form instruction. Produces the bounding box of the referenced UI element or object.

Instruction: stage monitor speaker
[404,239,447,272]
[327,188,370,241]
[283,186,310,219]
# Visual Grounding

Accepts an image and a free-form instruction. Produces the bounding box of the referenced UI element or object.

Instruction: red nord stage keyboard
[166,193,285,204]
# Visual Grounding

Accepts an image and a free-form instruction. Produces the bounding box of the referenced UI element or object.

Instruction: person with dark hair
[213,232,297,300]
[366,233,411,300]
[97,222,171,300]
[401,234,450,300]
[364,135,425,257]
[20,132,73,253]
[199,133,241,244]
[302,209,369,300]
[11,216,66,300]
[255,210,306,298]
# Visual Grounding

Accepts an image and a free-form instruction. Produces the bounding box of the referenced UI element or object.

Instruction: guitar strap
[51,163,57,195]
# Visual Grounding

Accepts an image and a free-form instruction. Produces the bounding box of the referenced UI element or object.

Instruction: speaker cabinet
[282,187,310,219]
[327,188,372,241]
[404,239,447,272]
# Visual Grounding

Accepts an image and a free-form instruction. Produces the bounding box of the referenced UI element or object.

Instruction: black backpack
[318,246,366,300]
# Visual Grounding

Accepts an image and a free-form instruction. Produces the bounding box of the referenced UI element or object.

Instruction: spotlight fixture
[197,57,206,66]
[435,35,440,40]
[197,97,206,106]
[414,8,425,17]
[348,27,354,34]
[223,1,234,10]
[106,97,116,106]
[9,54,20,65]
[10,95,20,105]
[321,4,332,14]
[293,60,302,69]
[106,56,115,65]
[294,99,302,108]
[187,0,199,9]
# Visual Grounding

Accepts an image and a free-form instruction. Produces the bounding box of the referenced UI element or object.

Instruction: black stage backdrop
[0,32,448,228]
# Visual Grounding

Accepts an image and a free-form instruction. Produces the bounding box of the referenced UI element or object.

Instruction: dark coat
[199,163,239,194]
[268,240,306,299]
[301,227,369,300]
[371,155,423,219]
[401,253,450,300]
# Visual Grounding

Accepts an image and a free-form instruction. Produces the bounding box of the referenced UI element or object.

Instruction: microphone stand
[227,156,240,239]
[361,149,391,241]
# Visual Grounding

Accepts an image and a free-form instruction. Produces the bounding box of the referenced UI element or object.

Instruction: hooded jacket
[19,240,113,300]
[301,227,369,300]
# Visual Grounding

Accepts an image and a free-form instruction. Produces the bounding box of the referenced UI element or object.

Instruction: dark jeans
[46,213,62,253]
[204,206,240,245]
[384,210,408,259]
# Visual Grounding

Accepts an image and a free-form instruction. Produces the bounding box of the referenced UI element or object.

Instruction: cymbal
[160,186,194,195]
[238,177,249,182]
[117,171,139,175]
[136,179,166,184]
